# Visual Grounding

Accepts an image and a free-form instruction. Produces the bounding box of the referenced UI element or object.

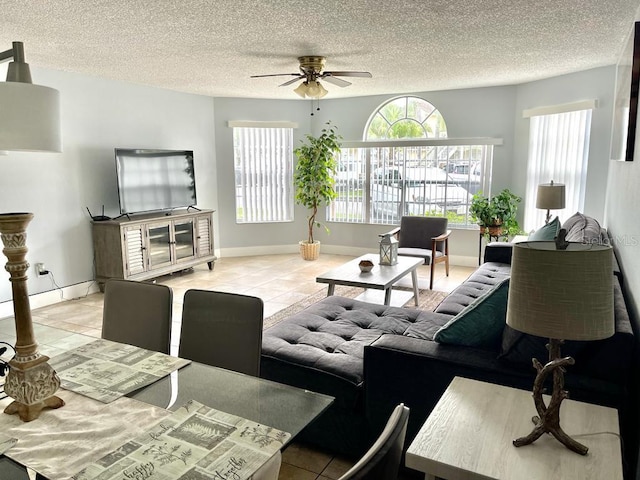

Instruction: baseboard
[0,281,101,320]
[219,244,478,267]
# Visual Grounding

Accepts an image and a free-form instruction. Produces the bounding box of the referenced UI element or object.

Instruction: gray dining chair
[179,289,264,376]
[101,279,173,354]
[339,403,410,480]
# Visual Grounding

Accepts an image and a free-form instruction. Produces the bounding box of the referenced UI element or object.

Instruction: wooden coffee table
[316,254,422,307]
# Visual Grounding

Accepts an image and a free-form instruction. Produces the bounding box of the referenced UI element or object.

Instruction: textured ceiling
[1,0,640,99]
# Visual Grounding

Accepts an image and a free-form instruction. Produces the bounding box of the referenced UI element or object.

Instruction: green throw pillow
[528,216,560,241]
[433,278,510,348]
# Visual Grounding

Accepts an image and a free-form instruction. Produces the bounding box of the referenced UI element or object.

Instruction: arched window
[364,96,447,140]
[329,95,495,229]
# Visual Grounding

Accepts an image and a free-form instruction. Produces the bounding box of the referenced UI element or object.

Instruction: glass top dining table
[0,331,334,479]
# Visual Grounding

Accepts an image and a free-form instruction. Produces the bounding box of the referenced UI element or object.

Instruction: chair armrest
[432,230,451,242]
[381,226,401,238]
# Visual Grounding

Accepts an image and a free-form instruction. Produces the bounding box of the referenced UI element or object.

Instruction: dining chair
[101,279,173,354]
[339,403,410,480]
[179,289,264,376]
[386,216,451,289]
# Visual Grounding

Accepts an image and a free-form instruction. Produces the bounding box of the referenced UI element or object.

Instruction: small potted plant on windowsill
[294,122,342,261]
[470,189,522,240]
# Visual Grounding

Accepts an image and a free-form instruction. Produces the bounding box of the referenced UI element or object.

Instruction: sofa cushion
[433,278,509,348]
[434,262,511,316]
[528,216,560,241]
[261,295,427,407]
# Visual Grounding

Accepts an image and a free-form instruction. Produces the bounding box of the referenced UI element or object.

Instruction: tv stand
[92,209,216,291]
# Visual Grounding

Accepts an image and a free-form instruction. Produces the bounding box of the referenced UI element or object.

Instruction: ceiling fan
[251,56,372,98]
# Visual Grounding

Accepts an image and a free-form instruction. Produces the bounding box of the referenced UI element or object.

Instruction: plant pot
[480,224,504,237]
[299,241,321,261]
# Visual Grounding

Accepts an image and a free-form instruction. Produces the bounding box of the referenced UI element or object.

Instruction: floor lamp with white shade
[0,41,63,421]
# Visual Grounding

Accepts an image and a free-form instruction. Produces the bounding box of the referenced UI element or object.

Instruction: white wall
[0,68,216,304]
[606,123,640,331]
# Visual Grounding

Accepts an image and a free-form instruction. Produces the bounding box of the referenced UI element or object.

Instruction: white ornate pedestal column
[0,213,64,421]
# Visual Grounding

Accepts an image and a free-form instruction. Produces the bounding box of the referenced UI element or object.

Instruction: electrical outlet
[35,263,47,275]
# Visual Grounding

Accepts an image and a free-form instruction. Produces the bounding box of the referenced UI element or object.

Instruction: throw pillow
[433,278,509,349]
[561,211,584,233]
[562,212,604,244]
[528,216,560,241]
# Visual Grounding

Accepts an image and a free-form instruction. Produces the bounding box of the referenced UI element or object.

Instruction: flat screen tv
[115,148,197,214]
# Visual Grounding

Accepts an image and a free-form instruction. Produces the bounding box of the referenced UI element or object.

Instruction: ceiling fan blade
[279,77,305,87]
[322,76,352,87]
[324,71,373,78]
[250,73,300,78]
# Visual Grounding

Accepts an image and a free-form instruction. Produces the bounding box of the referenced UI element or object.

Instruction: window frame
[230,121,297,224]
[329,138,501,227]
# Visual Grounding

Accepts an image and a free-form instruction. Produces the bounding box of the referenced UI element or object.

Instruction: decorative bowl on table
[359,260,374,273]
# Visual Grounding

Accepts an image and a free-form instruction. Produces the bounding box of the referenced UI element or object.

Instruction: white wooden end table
[316,254,422,307]
[406,376,622,480]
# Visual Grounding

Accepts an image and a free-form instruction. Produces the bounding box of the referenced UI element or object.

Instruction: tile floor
[0,253,474,480]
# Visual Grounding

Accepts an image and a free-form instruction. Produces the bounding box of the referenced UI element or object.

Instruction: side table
[405,376,622,480]
[478,234,529,265]
[477,232,508,265]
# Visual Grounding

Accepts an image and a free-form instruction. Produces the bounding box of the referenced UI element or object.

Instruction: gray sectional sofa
[260,213,638,478]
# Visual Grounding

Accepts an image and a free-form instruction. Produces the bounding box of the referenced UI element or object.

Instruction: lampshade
[293,80,328,99]
[535,182,565,210]
[506,241,614,341]
[0,82,62,152]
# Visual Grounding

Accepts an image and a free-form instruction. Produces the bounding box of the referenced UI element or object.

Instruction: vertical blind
[232,126,294,223]
[524,109,592,232]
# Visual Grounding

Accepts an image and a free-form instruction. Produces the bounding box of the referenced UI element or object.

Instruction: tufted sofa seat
[263,297,424,386]
[260,260,509,456]
[432,261,510,316]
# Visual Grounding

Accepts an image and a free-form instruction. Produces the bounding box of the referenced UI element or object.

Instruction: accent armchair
[385,216,451,289]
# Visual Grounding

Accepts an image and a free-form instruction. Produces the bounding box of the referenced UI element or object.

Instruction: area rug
[263,286,448,330]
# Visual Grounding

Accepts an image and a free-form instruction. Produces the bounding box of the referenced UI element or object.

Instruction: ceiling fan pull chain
[309,99,321,116]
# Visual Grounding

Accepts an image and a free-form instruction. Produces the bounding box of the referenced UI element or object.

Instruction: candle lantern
[379,233,398,266]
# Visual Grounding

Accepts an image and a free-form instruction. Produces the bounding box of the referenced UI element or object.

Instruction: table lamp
[506,239,614,455]
[536,180,565,224]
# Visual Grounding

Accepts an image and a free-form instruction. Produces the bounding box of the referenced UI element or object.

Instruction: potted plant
[470,189,522,239]
[293,122,342,260]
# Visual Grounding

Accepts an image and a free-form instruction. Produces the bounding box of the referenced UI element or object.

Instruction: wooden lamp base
[513,338,588,455]
[0,212,64,422]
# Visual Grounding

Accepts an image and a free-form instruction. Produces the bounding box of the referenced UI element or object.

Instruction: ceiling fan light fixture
[293,81,308,98]
[306,80,321,98]
[294,80,328,99]
[316,81,328,98]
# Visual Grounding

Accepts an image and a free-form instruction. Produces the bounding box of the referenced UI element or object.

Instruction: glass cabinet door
[147,222,172,268]
[174,219,195,262]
